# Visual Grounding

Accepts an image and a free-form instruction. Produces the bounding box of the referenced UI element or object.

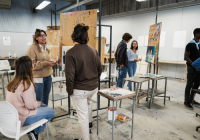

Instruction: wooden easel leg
[181,64,187,83]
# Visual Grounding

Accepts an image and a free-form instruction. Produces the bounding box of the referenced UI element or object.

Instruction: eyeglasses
[38,34,47,37]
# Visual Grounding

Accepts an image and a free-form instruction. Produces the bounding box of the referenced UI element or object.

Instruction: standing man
[115,33,132,88]
[65,23,102,140]
[184,28,200,109]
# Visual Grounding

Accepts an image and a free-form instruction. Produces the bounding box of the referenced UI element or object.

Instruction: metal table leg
[108,99,110,107]
[7,72,9,83]
[131,82,140,139]
[97,94,99,135]
[112,100,115,140]
[98,95,100,109]
[2,74,5,100]
[119,99,122,108]
[147,80,150,107]
[52,83,54,109]
[149,80,156,109]
[164,77,167,105]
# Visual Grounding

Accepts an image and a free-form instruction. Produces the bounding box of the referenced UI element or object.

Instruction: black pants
[185,65,200,103]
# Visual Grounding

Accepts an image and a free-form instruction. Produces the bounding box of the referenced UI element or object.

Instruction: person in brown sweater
[27,29,60,106]
[65,23,102,140]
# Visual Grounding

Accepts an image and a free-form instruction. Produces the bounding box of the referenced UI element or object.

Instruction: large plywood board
[60,10,97,60]
[46,30,60,61]
[148,22,162,64]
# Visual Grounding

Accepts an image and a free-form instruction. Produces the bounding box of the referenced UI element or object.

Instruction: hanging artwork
[147,22,162,64]
[60,9,97,61]
[145,46,156,63]
[46,30,60,61]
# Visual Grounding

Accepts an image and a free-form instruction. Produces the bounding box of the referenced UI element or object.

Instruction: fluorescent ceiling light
[36,0,51,10]
[136,0,146,1]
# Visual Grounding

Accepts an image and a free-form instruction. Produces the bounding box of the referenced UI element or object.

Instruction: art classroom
[1,0,200,140]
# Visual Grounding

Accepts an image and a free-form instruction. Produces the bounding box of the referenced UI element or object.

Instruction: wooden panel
[47,26,60,30]
[95,37,115,64]
[0,0,11,9]
[60,10,97,60]
[46,30,60,61]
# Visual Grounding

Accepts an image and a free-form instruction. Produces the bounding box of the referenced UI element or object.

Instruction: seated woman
[6,56,55,140]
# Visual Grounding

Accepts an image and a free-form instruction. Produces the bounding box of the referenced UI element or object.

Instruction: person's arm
[65,52,75,96]
[22,84,42,110]
[27,47,55,70]
[185,43,193,65]
[185,51,193,65]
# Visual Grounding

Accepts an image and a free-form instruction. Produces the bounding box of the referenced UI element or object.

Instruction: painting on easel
[145,46,156,63]
[148,22,162,64]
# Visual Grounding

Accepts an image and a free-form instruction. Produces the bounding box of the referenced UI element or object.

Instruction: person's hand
[120,64,124,67]
[56,59,61,64]
[138,58,142,61]
[70,94,74,97]
[48,61,55,67]
[40,101,43,107]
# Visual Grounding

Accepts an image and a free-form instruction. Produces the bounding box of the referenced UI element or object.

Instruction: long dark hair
[130,40,138,50]
[7,56,36,93]
[71,23,89,44]
[34,29,50,53]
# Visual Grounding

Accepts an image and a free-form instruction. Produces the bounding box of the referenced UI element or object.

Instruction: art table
[120,76,150,108]
[97,76,149,140]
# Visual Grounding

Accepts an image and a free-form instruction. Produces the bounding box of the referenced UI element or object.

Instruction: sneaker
[184,101,193,110]
[194,100,200,106]
[27,131,38,140]
[89,122,93,129]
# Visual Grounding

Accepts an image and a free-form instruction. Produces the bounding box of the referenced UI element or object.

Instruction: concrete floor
[1,77,200,140]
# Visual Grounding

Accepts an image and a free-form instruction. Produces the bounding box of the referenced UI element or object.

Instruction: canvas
[146,46,156,63]
[148,22,162,64]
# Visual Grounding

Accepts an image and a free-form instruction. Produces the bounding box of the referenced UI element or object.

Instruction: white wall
[99,5,200,78]
[0,0,86,58]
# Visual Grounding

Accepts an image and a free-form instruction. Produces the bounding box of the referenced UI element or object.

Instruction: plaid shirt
[115,40,128,68]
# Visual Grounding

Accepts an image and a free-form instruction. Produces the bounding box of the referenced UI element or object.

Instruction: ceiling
[0,0,11,9]
[62,0,107,6]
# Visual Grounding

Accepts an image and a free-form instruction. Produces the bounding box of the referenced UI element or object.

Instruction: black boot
[184,101,193,110]
[27,130,38,140]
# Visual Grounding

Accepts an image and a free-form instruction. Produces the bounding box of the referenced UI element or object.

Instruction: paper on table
[100,89,135,96]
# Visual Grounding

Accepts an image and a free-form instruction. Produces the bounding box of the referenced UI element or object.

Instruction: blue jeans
[35,76,52,106]
[127,61,137,90]
[116,66,128,88]
[23,105,55,134]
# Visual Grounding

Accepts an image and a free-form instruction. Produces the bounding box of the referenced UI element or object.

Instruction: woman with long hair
[27,29,60,106]
[127,40,142,90]
[6,56,55,140]
[65,23,102,140]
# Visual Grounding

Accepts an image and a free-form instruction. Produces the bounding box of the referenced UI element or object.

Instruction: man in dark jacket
[115,33,132,88]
